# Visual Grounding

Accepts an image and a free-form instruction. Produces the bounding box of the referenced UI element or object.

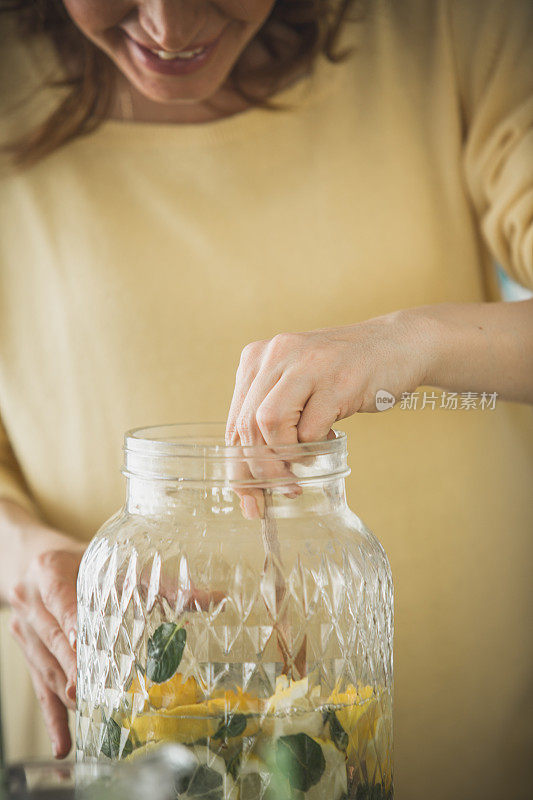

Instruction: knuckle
[40,576,64,610]
[47,625,65,655]
[297,424,318,443]
[36,549,59,573]
[43,666,59,690]
[36,686,47,705]
[269,332,296,355]
[256,403,280,433]
[8,582,27,608]
[9,615,22,639]
[239,341,262,365]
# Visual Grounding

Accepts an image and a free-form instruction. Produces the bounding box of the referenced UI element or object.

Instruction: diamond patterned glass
[76,424,393,799]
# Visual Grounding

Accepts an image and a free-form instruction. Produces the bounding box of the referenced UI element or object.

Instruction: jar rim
[123,423,349,486]
[124,422,347,460]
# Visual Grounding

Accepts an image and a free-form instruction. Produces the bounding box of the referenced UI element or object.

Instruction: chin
[127,69,225,106]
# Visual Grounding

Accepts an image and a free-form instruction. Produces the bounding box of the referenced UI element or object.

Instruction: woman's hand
[226,299,533,470]
[2,503,85,759]
[226,309,433,449]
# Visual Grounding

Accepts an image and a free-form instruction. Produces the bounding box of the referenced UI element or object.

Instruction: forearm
[0,500,76,604]
[412,298,533,403]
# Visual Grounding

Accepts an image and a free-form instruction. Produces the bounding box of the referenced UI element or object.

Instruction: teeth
[153,47,205,60]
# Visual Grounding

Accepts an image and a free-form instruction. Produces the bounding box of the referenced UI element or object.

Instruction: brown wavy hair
[2,0,364,168]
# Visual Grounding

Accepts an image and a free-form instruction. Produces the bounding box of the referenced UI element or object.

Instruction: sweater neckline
[91,52,345,148]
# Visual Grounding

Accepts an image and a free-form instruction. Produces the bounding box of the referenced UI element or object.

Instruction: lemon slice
[149,673,201,710]
[262,673,325,738]
[128,672,202,712]
[131,700,221,745]
[264,673,320,714]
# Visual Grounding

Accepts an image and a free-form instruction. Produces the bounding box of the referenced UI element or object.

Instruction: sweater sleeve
[450,0,533,290]
[0,415,37,516]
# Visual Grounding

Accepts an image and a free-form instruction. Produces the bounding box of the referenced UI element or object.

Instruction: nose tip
[139,4,203,52]
[145,31,187,52]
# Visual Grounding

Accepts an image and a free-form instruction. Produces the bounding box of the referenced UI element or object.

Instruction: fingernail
[68,629,77,650]
[53,742,60,758]
[66,682,76,701]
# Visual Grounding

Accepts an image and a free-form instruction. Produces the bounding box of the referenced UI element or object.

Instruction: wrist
[387,305,446,389]
[401,304,455,388]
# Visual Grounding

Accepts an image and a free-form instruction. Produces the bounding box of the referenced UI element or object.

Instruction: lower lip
[125,33,221,76]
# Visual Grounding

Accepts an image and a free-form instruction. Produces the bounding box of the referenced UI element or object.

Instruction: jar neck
[125,476,348,519]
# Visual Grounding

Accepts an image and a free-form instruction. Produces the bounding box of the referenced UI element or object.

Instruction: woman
[0,1,532,797]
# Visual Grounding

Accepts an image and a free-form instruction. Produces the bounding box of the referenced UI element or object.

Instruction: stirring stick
[260,488,306,679]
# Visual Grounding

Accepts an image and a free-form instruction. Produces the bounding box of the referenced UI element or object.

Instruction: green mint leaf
[100,717,132,760]
[184,764,224,799]
[146,622,186,684]
[225,750,242,780]
[213,713,247,741]
[122,737,133,759]
[276,733,325,792]
[327,710,349,751]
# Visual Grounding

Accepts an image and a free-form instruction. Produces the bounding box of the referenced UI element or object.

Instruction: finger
[297,391,341,443]
[227,346,281,516]
[9,579,77,689]
[228,457,267,520]
[238,425,300,499]
[236,371,312,495]
[26,596,77,687]
[28,664,71,759]
[256,371,314,447]
[36,550,79,648]
[236,367,282,446]
[226,341,265,446]
[9,615,73,709]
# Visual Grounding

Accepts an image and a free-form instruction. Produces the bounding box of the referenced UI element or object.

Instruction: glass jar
[76,423,393,800]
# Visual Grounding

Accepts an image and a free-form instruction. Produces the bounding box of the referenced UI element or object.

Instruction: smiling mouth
[122,30,223,77]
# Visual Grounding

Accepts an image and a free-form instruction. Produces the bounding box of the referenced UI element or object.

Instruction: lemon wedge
[262,673,324,738]
[128,671,202,712]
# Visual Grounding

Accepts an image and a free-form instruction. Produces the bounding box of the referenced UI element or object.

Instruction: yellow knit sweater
[1,2,532,798]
